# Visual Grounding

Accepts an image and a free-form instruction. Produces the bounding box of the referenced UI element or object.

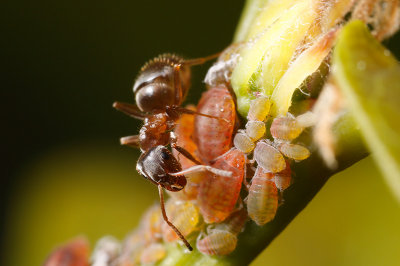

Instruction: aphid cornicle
[247,166,279,226]
[113,53,234,251]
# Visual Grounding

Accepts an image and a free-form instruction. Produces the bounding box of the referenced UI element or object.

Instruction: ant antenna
[158,185,193,251]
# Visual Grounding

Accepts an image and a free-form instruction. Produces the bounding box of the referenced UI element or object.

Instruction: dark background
[2,1,400,265]
[1,1,243,264]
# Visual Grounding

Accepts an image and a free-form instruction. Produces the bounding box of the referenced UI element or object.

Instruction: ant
[113,53,232,251]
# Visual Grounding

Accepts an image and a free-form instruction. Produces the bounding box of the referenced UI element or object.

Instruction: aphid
[44,237,89,266]
[139,204,163,243]
[198,148,246,223]
[213,208,248,235]
[247,96,271,122]
[140,243,167,265]
[274,160,292,191]
[270,112,315,141]
[277,143,311,161]
[170,105,204,200]
[253,141,286,173]
[113,53,232,251]
[245,121,266,141]
[117,229,146,266]
[247,166,279,226]
[91,236,120,266]
[234,96,270,154]
[270,115,304,141]
[196,229,238,256]
[194,85,237,163]
[233,130,255,154]
[162,199,201,243]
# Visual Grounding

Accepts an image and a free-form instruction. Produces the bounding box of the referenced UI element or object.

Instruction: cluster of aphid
[110,44,318,262]
[44,46,316,266]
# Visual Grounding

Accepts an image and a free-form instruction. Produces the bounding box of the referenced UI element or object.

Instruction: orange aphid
[171,105,204,200]
[44,237,89,266]
[162,199,201,242]
[247,166,279,226]
[140,243,167,265]
[198,148,246,223]
[196,229,238,256]
[247,96,271,121]
[194,85,236,163]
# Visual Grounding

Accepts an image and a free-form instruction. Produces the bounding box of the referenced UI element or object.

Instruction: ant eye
[161,150,170,160]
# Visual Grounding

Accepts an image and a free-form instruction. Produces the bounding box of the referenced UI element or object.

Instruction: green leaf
[333,20,400,202]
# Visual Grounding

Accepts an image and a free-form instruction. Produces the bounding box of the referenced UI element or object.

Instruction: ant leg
[173,64,183,105]
[120,135,140,148]
[169,165,232,177]
[113,101,147,120]
[169,131,202,165]
[183,52,221,66]
[158,185,193,251]
[166,105,230,123]
[173,145,203,165]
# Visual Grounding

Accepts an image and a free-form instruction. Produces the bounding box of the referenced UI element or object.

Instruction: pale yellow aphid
[233,130,255,153]
[254,141,286,173]
[196,229,238,256]
[245,121,266,141]
[274,160,292,191]
[247,166,279,226]
[277,143,311,161]
[247,96,271,121]
[162,199,201,243]
[270,115,304,141]
[140,243,166,265]
[213,208,248,235]
[138,204,162,243]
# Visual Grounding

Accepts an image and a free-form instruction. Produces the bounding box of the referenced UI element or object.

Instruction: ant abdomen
[134,54,191,112]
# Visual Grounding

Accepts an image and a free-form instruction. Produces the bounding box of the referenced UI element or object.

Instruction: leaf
[333,20,400,202]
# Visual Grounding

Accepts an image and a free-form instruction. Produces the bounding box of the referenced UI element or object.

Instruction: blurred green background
[2,1,400,265]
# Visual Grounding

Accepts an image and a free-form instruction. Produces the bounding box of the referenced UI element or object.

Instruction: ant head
[136,145,187,191]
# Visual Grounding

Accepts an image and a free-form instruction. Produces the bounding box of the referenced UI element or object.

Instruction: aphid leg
[183,52,221,66]
[158,185,193,251]
[169,165,232,177]
[120,135,140,148]
[172,145,203,165]
[112,102,147,120]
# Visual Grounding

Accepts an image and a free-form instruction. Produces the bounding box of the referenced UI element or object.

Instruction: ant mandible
[113,53,232,251]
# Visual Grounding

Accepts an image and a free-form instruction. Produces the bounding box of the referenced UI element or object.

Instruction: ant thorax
[134,54,191,112]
